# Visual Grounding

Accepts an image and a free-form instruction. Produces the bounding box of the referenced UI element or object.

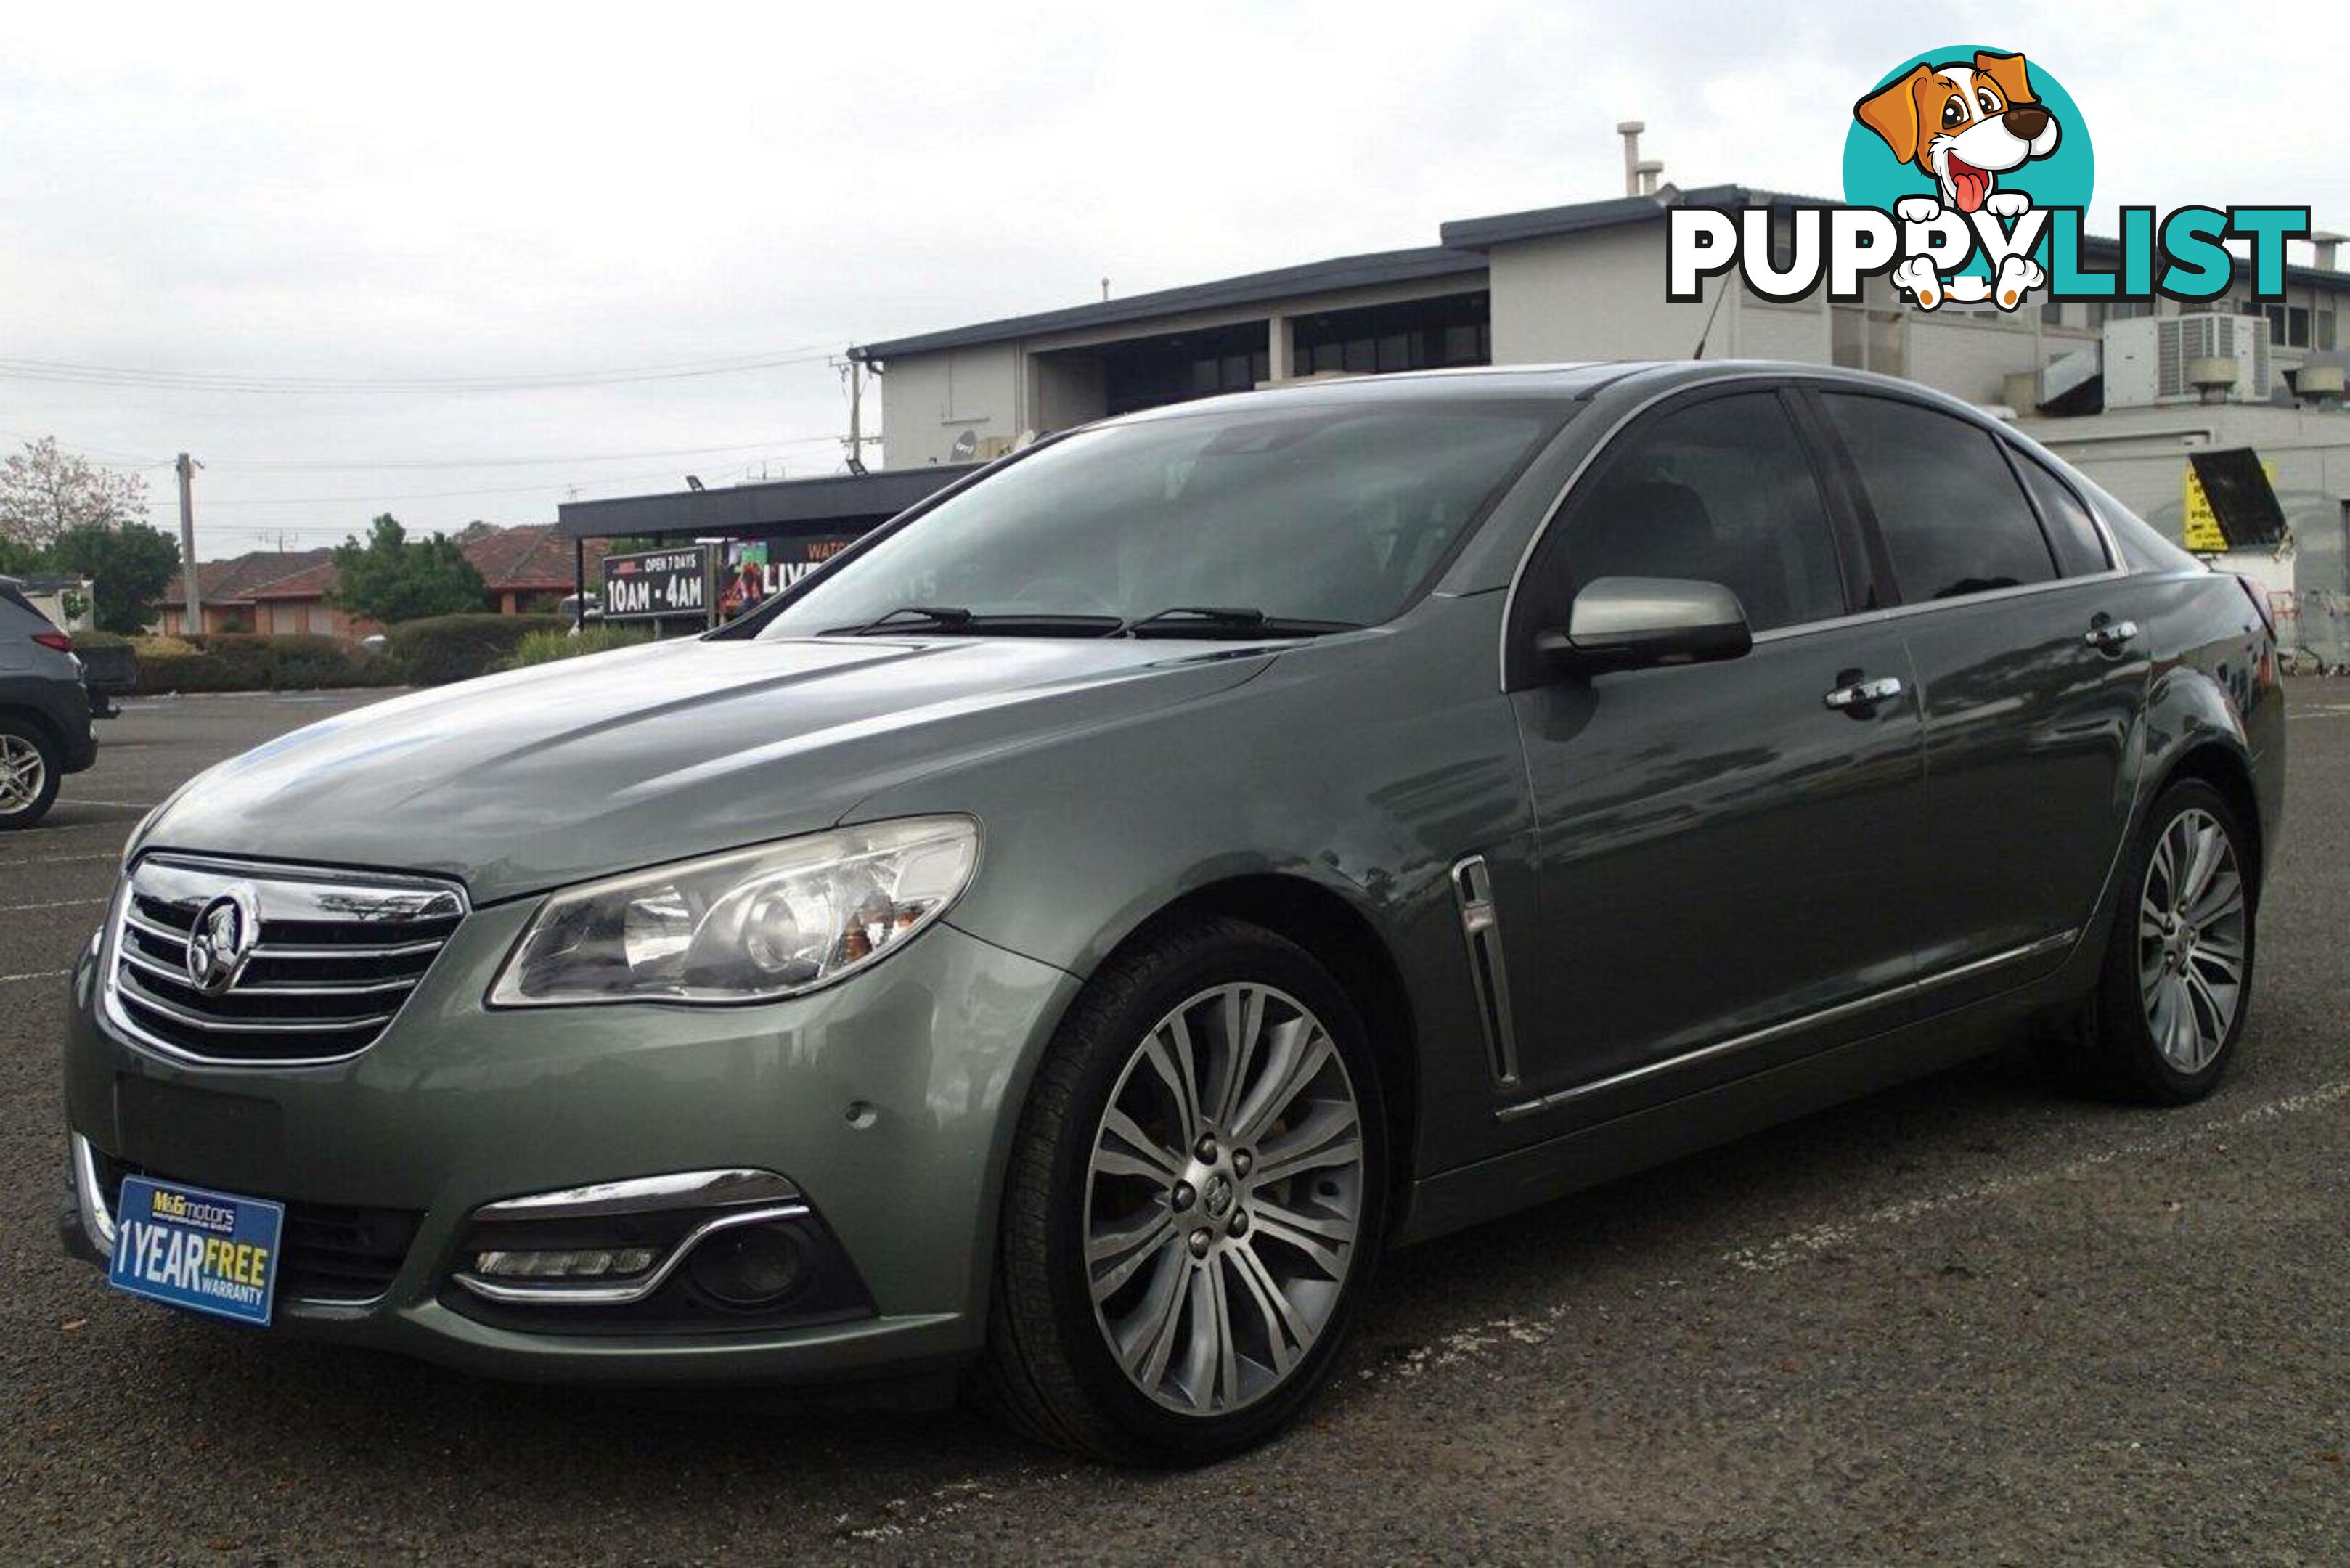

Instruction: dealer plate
[106,1175,283,1327]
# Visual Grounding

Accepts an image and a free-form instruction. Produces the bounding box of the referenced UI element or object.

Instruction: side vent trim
[1451,855,1521,1088]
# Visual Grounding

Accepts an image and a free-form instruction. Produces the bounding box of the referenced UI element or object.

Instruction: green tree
[45,520,182,634]
[329,513,487,624]
[0,436,150,548]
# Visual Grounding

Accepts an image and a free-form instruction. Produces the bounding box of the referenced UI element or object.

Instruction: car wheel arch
[1055,873,1421,1241]
[2155,741,2264,903]
[2134,663,2266,899]
[0,703,64,755]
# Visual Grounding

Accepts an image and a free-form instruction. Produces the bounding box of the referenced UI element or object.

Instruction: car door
[1809,388,2150,1005]
[1501,385,1926,1121]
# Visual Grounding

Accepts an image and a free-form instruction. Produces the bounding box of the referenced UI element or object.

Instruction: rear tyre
[2054,780,2255,1104]
[983,916,1385,1465]
[0,717,60,830]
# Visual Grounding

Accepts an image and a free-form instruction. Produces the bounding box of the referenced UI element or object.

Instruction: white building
[850,183,2350,616]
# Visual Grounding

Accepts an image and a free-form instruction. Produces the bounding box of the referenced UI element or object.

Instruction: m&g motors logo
[1666,45,2307,316]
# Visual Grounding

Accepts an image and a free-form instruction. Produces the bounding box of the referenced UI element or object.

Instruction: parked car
[76,639,140,719]
[1,575,99,828]
[60,364,2283,1463]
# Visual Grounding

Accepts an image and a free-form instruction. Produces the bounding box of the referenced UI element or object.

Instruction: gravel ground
[2,685,2346,1564]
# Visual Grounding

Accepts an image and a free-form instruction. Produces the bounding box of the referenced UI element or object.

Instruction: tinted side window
[2012,452,2112,576]
[1820,393,2056,601]
[1562,393,1845,632]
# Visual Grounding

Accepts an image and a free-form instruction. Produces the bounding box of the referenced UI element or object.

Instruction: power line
[0,344,843,394]
[190,452,832,509]
[0,428,176,469]
[209,433,844,473]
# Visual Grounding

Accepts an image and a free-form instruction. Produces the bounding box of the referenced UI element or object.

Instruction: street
[3,685,2346,1562]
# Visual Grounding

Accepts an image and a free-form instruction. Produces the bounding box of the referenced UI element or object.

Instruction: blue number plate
[106,1175,284,1327]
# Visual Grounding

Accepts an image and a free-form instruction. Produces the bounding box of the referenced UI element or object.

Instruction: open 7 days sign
[602,545,712,621]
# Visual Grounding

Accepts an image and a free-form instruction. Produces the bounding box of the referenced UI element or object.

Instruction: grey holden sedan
[61,363,2282,1463]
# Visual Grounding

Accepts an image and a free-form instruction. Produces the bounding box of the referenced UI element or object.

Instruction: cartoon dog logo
[1855,50,2060,310]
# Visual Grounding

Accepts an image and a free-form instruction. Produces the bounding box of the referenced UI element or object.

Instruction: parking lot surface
[3,686,2346,1563]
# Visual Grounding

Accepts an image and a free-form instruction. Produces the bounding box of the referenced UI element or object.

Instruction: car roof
[1096,360,1983,428]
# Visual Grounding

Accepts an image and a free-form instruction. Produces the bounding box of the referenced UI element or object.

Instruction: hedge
[131,633,404,695]
[505,624,654,669]
[384,613,566,686]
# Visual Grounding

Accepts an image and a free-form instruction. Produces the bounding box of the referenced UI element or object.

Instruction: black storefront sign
[603,546,712,621]
[717,536,858,619]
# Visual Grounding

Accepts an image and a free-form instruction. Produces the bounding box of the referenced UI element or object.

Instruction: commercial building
[846,181,2350,615]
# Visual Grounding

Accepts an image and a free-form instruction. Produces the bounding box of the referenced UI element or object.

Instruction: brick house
[155,550,341,637]
[154,526,608,640]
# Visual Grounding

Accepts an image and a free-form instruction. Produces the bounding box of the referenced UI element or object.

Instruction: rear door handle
[2086,616,2139,653]
[1824,674,1904,712]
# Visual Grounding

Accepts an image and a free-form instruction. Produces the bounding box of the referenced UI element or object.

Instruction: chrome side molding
[1496,929,2078,1122]
[1451,855,1521,1088]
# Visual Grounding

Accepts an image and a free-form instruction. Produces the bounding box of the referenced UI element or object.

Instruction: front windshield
[759,397,1564,637]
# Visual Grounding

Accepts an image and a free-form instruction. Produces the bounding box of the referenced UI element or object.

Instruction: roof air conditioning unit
[2102,314,2272,409]
[2293,364,2345,405]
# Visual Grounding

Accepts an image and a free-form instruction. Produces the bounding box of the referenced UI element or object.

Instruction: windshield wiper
[819,605,1125,637]
[1118,605,1363,640]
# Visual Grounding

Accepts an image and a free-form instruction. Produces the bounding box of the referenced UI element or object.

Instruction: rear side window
[1560,392,1846,632]
[2012,452,2112,576]
[1819,393,2056,602]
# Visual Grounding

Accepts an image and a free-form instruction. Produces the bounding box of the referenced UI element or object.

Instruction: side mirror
[1534,576,1753,674]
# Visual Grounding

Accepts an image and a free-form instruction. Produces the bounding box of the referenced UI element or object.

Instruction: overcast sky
[1,0,2335,555]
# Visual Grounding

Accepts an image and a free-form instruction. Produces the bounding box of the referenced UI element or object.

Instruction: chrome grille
[105,854,466,1066]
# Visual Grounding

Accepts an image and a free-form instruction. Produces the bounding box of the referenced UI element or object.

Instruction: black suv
[0,576,98,828]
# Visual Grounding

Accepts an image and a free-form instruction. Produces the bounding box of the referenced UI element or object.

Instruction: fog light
[686,1221,809,1309]
[473,1246,661,1281]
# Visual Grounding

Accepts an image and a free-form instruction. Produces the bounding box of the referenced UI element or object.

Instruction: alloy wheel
[0,732,46,817]
[1082,982,1365,1415]
[2137,806,2247,1074]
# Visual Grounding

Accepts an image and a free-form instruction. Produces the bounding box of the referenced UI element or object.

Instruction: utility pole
[836,354,873,475]
[175,453,202,634]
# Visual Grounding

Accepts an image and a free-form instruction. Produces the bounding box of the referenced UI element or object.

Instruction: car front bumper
[58,896,1080,1384]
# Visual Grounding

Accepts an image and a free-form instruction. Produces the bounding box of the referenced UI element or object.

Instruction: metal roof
[849,245,1488,362]
[851,186,2345,371]
[1440,186,1835,250]
[555,465,982,541]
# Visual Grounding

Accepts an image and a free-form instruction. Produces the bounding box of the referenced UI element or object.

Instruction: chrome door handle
[2085,617,2139,653]
[1824,675,1904,711]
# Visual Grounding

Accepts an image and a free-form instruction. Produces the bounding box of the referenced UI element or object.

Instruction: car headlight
[487,817,979,1008]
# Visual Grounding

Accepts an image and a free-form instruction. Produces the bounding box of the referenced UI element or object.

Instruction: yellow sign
[2182,458,2277,555]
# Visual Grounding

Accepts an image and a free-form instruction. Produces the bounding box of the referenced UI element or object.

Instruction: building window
[2319,309,2338,351]
[2040,299,2067,327]
[1098,321,1273,416]
[2249,301,2312,347]
[1290,293,1490,380]
[2087,300,2153,328]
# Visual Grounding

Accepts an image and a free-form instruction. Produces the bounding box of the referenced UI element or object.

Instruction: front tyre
[984,917,1385,1464]
[2060,780,2256,1104]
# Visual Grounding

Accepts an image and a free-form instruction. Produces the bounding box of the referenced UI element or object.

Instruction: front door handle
[1824,674,1904,712]
[2085,616,2139,653]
